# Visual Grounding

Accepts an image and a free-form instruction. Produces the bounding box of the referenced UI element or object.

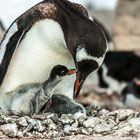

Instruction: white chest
[102,65,126,94]
[0,19,75,98]
[125,94,140,109]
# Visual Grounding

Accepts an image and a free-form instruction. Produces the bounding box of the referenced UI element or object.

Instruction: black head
[54,0,107,98]
[50,65,76,80]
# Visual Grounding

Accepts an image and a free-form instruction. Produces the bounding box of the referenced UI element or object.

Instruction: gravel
[0,105,140,139]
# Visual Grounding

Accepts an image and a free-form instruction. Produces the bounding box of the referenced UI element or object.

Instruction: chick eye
[59,70,66,76]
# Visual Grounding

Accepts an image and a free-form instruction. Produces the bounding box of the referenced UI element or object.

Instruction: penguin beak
[67,69,77,75]
[135,80,140,86]
[74,72,85,98]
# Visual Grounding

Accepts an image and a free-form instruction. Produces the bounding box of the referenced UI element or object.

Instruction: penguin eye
[59,70,66,76]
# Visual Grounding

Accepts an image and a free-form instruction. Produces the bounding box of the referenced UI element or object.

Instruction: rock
[78,116,88,126]
[83,117,100,128]
[80,129,89,135]
[86,105,102,116]
[59,114,74,125]
[23,123,33,134]
[26,117,44,132]
[0,123,18,137]
[0,131,4,137]
[33,131,45,138]
[98,109,109,116]
[64,120,79,133]
[16,131,23,137]
[47,130,59,138]
[17,117,28,127]
[48,122,57,130]
[128,118,140,127]
[94,119,115,133]
[109,109,134,121]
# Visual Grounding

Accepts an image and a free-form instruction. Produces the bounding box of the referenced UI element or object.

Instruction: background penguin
[0,65,76,116]
[96,51,140,94]
[122,78,140,109]
[0,0,107,99]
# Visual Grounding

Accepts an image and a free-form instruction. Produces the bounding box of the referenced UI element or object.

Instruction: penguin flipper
[0,28,25,84]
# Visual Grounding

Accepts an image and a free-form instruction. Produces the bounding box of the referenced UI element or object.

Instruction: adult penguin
[0,0,107,99]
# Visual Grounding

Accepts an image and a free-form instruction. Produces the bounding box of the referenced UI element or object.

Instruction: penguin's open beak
[66,69,77,75]
[74,72,85,98]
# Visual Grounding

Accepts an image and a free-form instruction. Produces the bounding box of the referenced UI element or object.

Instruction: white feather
[102,64,126,94]
[0,19,75,99]
[76,46,105,67]
[125,94,140,108]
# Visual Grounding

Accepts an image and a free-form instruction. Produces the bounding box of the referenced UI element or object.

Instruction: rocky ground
[0,0,140,139]
[0,105,140,139]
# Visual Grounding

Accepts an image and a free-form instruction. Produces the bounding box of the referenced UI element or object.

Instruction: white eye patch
[76,45,105,67]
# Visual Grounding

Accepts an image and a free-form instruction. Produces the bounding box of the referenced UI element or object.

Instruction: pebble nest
[0,105,140,139]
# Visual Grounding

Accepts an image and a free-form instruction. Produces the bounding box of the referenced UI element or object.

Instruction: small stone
[59,114,74,125]
[94,121,114,133]
[17,117,28,127]
[98,109,109,116]
[109,109,134,121]
[47,130,59,137]
[47,113,56,119]
[87,127,93,134]
[86,105,102,116]
[26,117,44,132]
[25,132,33,137]
[16,131,23,137]
[42,118,53,126]
[48,123,57,130]
[3,117,16,124]
[128,118,140,127]
[34,120,44,132]
[0,131,4,137]
[64,120,79,133]
[0,123,18,137]
[23,124,33,134]
[83,117,100,128]
[81,129,89,135]
[78,116,88,126]
[33,131,45,138]
[50,114,59,123]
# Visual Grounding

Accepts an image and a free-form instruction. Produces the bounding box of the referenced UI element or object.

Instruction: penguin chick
[47,94,86,118]
[0,65,76,116]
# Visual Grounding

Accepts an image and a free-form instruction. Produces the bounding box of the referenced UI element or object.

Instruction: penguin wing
[0,24,25,84]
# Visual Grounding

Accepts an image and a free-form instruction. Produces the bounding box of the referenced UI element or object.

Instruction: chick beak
[74,72,85,98]
[66,69,77,75]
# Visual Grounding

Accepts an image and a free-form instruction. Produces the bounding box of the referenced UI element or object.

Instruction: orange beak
[67,69,77,75]
[73,72,85,98]
[74,78,79,98]
[135,80,140,86]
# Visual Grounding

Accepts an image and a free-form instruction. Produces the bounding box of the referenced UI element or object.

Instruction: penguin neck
[43,77,61,94]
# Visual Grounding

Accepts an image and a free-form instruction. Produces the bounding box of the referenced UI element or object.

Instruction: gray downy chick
[47,94,86,118]
[0,65,76,116]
